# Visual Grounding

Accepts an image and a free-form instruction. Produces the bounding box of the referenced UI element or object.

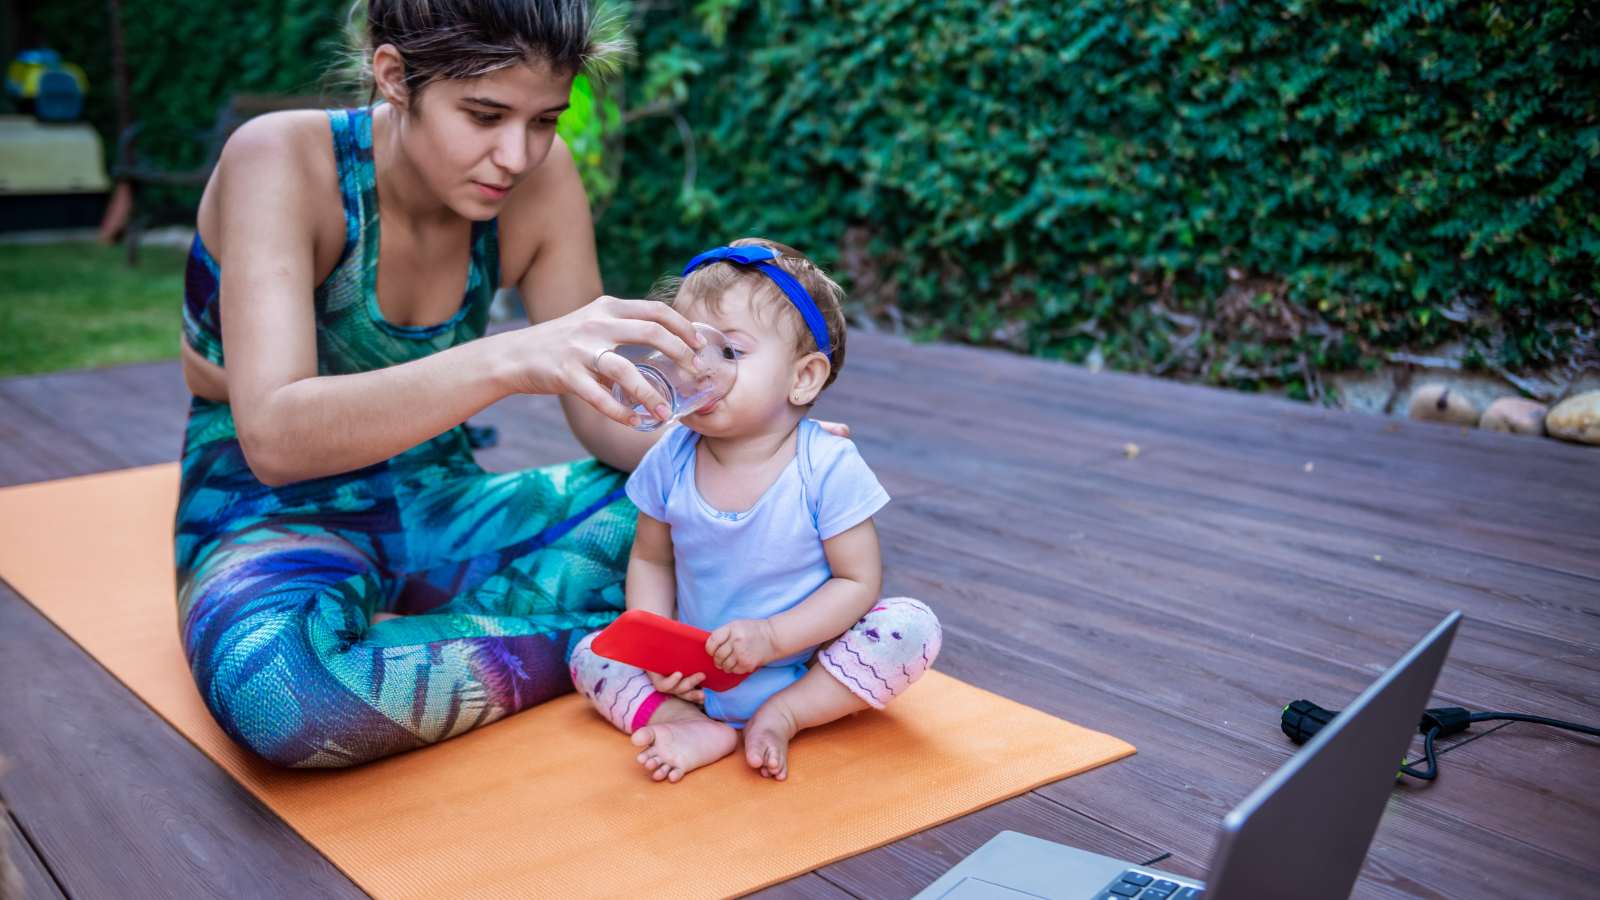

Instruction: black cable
[1398,727,1440,780]
[1408,719,1513,764]
[1400,715,1599,778]
[1285,700,1600,784]
[1469,712,1600,738]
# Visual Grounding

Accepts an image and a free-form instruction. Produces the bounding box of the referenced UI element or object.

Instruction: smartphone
[589,609,752,692]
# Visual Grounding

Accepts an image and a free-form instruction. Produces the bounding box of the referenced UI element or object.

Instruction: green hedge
[33,1,1599,398]
[599,0,1599,399]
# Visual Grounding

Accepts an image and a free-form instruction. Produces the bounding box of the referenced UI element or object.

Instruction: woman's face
[389,55,574,220]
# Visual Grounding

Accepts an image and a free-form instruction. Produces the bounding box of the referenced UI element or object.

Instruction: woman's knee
[180,537,403,767]
[187,624,348,768]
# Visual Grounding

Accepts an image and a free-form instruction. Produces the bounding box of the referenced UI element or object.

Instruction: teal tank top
[181,106,500,375]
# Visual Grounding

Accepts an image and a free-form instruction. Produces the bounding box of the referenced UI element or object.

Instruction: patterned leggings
[175,399,636,768]
[569,597,944,734]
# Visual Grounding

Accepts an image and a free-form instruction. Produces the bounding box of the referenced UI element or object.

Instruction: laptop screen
[1204,612,1461,900]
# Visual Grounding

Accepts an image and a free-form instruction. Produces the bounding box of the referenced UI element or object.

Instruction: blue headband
[680,246,832,357]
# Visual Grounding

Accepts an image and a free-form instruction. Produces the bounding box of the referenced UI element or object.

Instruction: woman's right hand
[499,295,706,428]
[647,670,706,704]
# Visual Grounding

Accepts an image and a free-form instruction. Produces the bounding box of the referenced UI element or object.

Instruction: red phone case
[589,609,751,692]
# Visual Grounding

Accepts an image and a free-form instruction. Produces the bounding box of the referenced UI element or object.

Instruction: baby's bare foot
[744,698,800,781]
[631,717,738,783]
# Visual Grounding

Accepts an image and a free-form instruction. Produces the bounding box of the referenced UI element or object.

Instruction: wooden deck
[1,331,1596,899]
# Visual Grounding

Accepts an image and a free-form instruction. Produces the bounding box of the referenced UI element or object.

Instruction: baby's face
[677,282,809,439]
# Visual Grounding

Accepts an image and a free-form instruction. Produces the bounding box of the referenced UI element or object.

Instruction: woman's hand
[648,670,706,704]
[707,618,781,674]
[497,295,706,428]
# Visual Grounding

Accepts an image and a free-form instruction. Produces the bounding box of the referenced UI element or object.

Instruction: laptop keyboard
[1095,869,1204,900]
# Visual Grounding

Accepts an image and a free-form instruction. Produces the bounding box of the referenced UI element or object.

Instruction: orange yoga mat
[0,464,1135,899]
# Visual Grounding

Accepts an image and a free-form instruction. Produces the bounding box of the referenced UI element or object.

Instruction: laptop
[913,611,1462,900]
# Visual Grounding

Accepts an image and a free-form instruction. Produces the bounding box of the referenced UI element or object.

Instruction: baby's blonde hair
[650,238,849,393]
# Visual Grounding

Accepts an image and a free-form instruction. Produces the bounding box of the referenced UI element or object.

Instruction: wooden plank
[878,484,1600,709]
[846,338,1600,891]
[937,620,1596,900]
[877,482,1600,818]
[848,441,1597,671]
[838,344,1600,563]
[0,388,123,486]
[0,584,369,900]
[2,343,1595,900]
[836,348,1600,525]
[746,874,859,899]
[2,809,65,900]
[812,384,1600,544]
[813,791,1169,899]
[814,384,1598,580]
[0,362,366,896]
[853,335,1598,486]
[880,544,1600,897]
[0,363,187,475]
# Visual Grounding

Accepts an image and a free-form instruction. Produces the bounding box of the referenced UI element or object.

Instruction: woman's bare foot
[631,713,738,783]
[744,696,800,780]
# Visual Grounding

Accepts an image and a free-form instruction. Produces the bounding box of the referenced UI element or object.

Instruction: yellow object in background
[7,56,88,99]
[6,49,90,122]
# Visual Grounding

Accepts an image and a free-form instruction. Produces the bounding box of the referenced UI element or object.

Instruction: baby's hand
[648,670,706,703]
[706,619,779,674]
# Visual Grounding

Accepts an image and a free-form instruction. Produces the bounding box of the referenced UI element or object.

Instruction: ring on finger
[592,346,617,372]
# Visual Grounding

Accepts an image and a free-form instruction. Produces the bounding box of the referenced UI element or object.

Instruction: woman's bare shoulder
[203,109,343,264]
[217,109,336,179]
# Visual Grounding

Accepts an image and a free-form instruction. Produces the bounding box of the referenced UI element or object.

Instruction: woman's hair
[340,0,629,101]
[652,238,850,394]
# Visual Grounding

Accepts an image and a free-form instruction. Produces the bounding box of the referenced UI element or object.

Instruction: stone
[1330,359,1600,417]
[1407,383,1480,426]
[1545,391,1600,445]
[1479,397,1547,436]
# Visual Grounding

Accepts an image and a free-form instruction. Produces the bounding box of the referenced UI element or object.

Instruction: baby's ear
[789,352,832,406]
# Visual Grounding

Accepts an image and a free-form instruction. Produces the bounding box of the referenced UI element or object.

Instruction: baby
[569,238,943,783]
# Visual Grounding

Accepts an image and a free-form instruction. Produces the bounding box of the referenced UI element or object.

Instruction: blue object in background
[7,49,88,122]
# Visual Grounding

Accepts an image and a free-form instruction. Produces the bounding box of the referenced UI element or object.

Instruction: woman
[174,0,836,768]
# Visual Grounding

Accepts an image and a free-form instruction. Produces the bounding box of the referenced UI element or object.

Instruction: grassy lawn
[0,241,187,378]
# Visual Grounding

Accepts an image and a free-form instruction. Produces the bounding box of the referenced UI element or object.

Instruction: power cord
[1280,700,1600,782]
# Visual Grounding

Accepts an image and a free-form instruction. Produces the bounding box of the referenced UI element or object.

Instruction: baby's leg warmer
[817,597,942,709]
[569,631,667,734]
